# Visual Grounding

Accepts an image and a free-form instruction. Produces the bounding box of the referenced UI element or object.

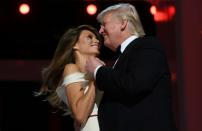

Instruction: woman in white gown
[38,25,103,131]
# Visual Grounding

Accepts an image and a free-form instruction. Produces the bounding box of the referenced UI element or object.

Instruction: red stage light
[19,3,30,15]
[86,4,97,15]
[168,5,176,16]
[151,5,176,22]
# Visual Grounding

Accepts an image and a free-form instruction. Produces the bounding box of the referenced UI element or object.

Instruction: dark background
[0,0,156,60]
[2,0,202,131]
[0,0,177,131]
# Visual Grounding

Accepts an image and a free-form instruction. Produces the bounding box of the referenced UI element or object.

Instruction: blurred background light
[86,4,97,15]
[19,3,30,15]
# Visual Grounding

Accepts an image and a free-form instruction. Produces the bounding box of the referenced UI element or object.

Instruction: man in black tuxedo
[86,3,177,131]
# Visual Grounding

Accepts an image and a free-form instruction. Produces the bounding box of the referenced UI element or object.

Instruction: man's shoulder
[133,36,161,49]
[135,36,159,43]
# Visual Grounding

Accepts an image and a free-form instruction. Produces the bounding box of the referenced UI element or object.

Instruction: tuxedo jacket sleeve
[96,36,177,131]
[96,36,171,102]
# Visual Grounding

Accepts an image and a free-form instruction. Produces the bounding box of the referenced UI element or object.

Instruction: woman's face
[74,30,100,56]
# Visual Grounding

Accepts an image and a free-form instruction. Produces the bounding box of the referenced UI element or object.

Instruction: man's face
[99,13,122,51]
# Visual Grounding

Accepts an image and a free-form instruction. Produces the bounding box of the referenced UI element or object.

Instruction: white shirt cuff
[94,65,103,79]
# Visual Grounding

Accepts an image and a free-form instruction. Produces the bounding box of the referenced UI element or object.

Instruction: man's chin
[103,41,110,47]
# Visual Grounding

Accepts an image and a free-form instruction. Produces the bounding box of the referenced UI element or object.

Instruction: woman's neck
[75,54,88,73]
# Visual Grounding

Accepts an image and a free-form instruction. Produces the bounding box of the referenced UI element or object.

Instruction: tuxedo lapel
[113,38,140,69]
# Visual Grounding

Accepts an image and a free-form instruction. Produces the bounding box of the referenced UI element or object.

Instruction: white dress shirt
[94,35,138,79]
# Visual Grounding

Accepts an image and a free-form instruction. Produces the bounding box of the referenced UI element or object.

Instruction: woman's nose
[94,38,99,43]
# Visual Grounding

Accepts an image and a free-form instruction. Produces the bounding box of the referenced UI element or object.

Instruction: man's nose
[99,26,104,34]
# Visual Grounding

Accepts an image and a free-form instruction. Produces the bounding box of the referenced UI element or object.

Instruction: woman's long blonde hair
[38,25,101,109]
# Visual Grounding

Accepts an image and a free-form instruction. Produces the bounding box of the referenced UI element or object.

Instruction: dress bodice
[56,72,100,131]
[56,72,98,115]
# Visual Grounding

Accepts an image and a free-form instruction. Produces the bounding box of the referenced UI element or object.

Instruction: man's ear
[121,19,128,31]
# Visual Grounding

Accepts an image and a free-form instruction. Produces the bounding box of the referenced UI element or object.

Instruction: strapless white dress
[56,72,100,131]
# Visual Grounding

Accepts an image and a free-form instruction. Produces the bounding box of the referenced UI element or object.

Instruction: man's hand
[85,56,105,74]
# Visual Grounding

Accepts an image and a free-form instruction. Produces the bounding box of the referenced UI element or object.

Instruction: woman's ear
[73,44,79,50]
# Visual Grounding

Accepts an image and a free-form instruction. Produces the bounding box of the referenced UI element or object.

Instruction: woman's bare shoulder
[63,64,80,77]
